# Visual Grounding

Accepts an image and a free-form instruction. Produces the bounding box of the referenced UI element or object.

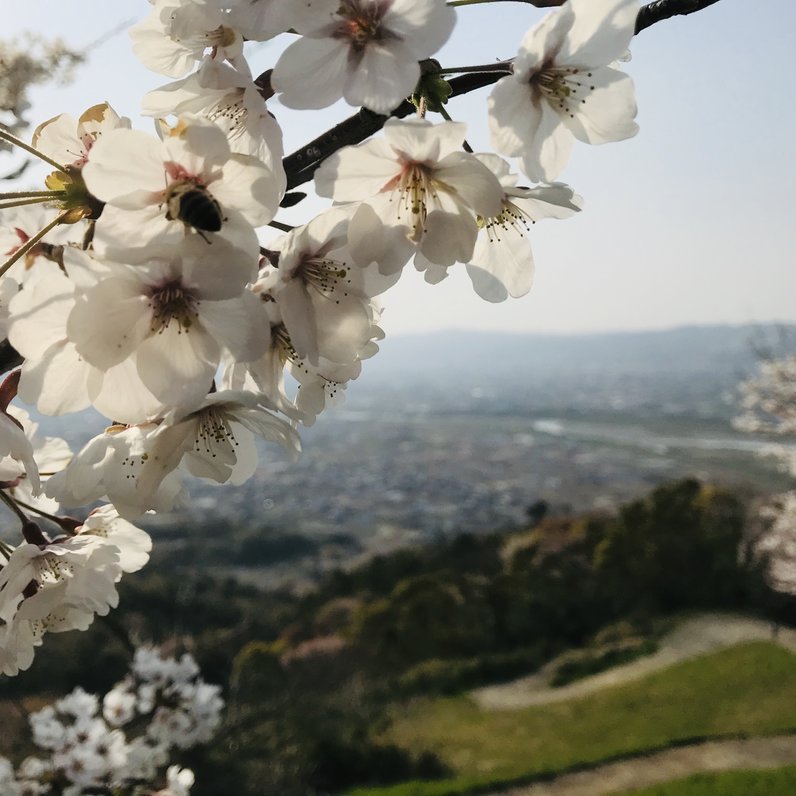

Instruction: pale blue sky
[5,0,796,336]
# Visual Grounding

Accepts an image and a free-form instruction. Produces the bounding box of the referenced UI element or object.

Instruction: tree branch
[635,0,722,33]
[283,69,509,190]
[280,0,724,190]
[450,0,565,6]
[0,341,22,375]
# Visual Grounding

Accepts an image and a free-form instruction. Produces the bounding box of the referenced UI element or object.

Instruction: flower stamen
[147,280,199,334]
[533,67,596,119]
[193,409,238,459]
[336,2,388,50]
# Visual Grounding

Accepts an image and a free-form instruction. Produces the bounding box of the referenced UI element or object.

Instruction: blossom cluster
[0,0,641,675]
[735,355,796,594]
[0,645,222,794]
[736,356,796,442]
[0,424,152,676]
[757,492,796,595]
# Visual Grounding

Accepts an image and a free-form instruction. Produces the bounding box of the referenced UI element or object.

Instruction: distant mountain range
[350,324,796,421]
[29,324,796,443]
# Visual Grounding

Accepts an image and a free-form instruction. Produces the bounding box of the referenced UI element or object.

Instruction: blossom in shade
[464,153,582,302]
[262,208,397,366]
[0,509,151,675]
[137,390,301,493]
[0,371,40,494]
[0,406,72,517]
[488,0,639,181]
[130,0,245,78]
[44,423,184,520]
[0,617,41,678]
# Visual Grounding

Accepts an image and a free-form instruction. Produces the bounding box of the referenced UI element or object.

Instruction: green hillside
[347,642,796,796]
[616,766,796,796]
[5,478,794,796]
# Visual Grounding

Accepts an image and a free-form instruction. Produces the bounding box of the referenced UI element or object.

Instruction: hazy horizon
[383,320,796,339]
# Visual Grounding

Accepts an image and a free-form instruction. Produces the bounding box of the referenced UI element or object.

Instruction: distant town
[131,325,796,588]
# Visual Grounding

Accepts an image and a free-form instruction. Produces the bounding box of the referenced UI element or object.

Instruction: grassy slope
[615,766,796,795]
[346,642,796,796]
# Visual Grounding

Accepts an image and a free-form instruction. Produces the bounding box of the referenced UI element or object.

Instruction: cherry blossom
[32,102,131,169]
[103,684,137,727]
[0,405,72,516]
[65,239,269,411]
[464,153,582,302]
[157,765,196,796]
[316,118,504,268]
[293,356,366,426]
[130,0,245,78]
[7,647,218,792]
[226,0,331,41]
[82,114,280,265]
[7,252,166,422]
[45,423,184,520]
[489,0,639,181]
[8,262,96,416]
[271,0,456,113]
[0,371,40,494]
[142,58,285,188]
[137,390,301,494]
[0,0,673,679]
[0,511,150,675]
[262,208,397,365]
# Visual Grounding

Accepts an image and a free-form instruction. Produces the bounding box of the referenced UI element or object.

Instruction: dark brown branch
[482,0,717,10]
[0,341,22,375]
[283,69,508,190]
[480,0,565,5]
[635,0,722,33]
[284,107,410,191]
[280,0,724,190]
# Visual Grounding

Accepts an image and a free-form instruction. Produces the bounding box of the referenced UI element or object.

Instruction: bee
[165,182,224,234]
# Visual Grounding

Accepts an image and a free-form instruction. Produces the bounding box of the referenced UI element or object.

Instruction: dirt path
[489,734,796,796]
[472,613,796,711]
